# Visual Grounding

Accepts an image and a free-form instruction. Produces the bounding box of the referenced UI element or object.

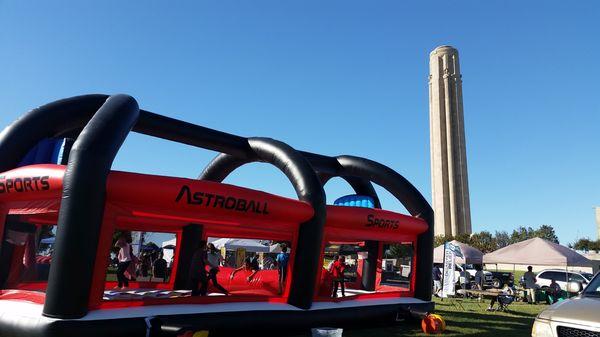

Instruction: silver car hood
[538,296,600,328]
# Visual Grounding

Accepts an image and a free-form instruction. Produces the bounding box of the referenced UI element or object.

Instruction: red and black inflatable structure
[0,94,434,337]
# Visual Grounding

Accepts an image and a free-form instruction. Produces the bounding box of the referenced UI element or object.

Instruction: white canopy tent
[211,238,270,253]
[483,237,591,267]
[433,240,484,265]
[269,243,291,254]
[161,237,177,263]
[161,237,177,249]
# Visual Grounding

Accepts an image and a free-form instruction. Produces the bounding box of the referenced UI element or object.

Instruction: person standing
[114,233,132,289]
[125,244,138,281]
[432,264,442,296]
[330,255,347,298]
[474,265,485,290]
[230,253,260,282]
[275,244,290,295]
[206,243,228,295]
[523,266,538,303]
[152,251,168,282]
[189,240,209,296]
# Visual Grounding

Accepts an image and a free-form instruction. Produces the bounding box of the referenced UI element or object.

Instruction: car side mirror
[567,281,583,293]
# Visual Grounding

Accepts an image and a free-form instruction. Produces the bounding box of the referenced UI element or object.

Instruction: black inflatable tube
[0,94,252,168]
[44,95,140,318]
[200,138,326,309]
[0,301,434,337]
[199,150,433,298]
[282,152,433,300]
[0,94,326,316]
[301,152,433,298]
[316,173,381,291]
[0,94,432,323]
[134,111,252,160]
[332,155,434,301]
[0,94,110,172]
[174,224,204,290]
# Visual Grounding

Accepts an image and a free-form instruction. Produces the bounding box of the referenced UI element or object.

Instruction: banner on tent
[441,242,462,297]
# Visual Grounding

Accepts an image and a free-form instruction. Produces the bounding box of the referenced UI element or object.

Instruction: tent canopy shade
[211,238,270,253]
[433,240,483,265]
[483,237,591,267]
[269,243,291,253]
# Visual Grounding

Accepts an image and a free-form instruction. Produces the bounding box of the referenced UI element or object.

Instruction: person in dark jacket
[432,264,442,296]
[189,240,208,296]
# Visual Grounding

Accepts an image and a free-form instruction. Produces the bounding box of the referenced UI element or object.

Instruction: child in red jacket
[330,255,347,298]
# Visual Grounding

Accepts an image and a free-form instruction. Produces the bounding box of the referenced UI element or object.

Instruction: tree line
[434,225,559,254]
[569,238,600,252]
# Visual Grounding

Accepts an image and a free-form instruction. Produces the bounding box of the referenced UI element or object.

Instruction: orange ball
[421,314,445,334]
[429,314,446,331]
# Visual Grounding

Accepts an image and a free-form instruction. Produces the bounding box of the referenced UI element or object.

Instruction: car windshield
[583,273,594,281]
[583,274,600,297]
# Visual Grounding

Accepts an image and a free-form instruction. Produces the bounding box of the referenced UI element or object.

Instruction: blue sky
[0,1,598,245]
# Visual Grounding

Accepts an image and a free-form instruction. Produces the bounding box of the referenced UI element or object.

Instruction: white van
[535,269,594,291]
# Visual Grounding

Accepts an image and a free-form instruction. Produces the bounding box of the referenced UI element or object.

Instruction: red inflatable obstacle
[0,95,434,337]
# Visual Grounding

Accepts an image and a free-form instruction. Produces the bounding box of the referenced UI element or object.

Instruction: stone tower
[429,45,472,236]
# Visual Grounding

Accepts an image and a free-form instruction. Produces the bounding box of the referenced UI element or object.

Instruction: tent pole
[463,262,467,299]
[439,243,442,301]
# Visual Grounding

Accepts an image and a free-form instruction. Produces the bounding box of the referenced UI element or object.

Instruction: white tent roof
[269,243,291,253]
[433,240,483,264]
[483,237,591,267]
[212,238,270,253]
[161,237,177,248]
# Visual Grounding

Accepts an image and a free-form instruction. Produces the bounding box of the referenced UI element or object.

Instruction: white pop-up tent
[433,240,484,265]
[483,237,591,267]
[161,237,177,263]
[211,238,270,253]
[269,243,291,254]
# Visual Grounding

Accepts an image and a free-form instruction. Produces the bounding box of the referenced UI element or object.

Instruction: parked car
[532,272,600,337]
[439,264,493,288]
[535,269,594,291]
[465,264,494,288]
[487,270,514,288]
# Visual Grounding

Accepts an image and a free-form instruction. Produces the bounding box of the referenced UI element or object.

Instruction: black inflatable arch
[200,152,434,301]
[199,152,381,306]
[200,138,327,310]
[0,95,140,318]
[0,94,326,317]
[316,154,434,301]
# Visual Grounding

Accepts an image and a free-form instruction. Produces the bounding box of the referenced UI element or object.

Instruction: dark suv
[488,270,514,288]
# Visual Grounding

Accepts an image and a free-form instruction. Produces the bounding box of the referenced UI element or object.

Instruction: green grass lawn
[305,297,547,337]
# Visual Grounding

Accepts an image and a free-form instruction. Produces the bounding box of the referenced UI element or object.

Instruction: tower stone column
[429,45,472,236]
